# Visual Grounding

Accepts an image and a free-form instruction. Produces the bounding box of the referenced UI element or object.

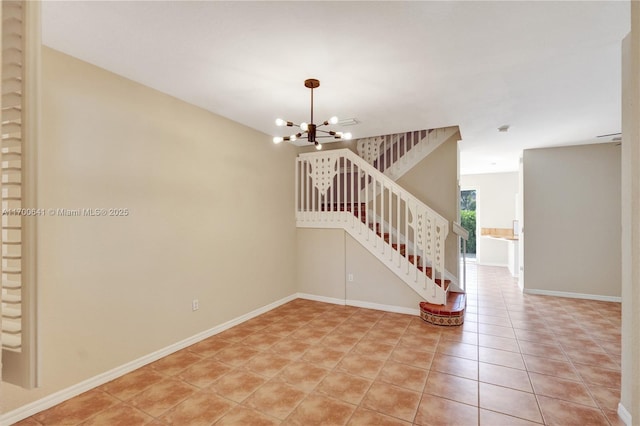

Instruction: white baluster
[380,180,385,255]
[373,176,377,248]
[304,161,311,222]
[388,186,392,261]
[397,190,401,267]
[365,167,370,241]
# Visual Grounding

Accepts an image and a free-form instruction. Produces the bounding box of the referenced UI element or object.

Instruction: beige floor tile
[206,368,267,403]
[34,390,120,425]
[347,407,411,425]
[537,395,610,425]
[315,371,372,405]
[78,403,153,426]
[243,380,307,420]
[361,381,421,422]
[158,390,235,425]
[414,394,478,426]
[424,370,478,407]
[127,378,198,418]
[285,393,355,426]
[479,383,543,423]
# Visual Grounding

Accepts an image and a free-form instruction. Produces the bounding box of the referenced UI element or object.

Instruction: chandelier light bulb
[272,80,354,148]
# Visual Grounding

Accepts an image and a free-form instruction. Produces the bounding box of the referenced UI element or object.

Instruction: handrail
[298,149,450,228]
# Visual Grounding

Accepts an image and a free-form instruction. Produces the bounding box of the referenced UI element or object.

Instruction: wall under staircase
[297,228,435,313]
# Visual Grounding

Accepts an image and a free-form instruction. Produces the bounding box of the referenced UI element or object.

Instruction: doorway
[460,189,476,261]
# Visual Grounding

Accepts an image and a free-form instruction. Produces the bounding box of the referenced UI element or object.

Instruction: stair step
[419,291,466,326]
[391,243,406,255]
[417,266,433,276]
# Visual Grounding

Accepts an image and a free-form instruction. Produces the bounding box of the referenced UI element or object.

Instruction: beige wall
[296,228,423,310]
[397,135,460,279]
[620,3,640,419]
[460,172,518,266]
[345,234,424,309]
[523,143,621,298]
[295,228,345,300]
[2,47,298,412]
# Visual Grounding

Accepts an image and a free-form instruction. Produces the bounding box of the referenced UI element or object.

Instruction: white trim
[0,294,297,426]
[297,292,420,316]
[523,288,622,303]
[296,293,345,306]
[617,402,632,426]
[346,299,420,316]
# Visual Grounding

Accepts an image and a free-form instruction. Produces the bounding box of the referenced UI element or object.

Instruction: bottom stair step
[419,291,466,327]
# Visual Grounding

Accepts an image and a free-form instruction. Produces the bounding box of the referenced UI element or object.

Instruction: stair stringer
[366,210,463,292]
[297,216,447,305]
[385,126,459,180]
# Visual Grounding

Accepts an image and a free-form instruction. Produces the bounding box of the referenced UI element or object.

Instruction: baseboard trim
[523,288,621,303]
[296,293,346,306]
[618,402,632,426]
[297,292,420,316]
[0,294,298,426]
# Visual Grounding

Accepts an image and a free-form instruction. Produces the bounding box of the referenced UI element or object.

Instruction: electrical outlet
[348,274,354,282]
[192,299,199,311]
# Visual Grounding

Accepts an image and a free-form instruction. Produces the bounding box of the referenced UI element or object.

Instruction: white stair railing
[296,149,450,305]
[356,126,458,181]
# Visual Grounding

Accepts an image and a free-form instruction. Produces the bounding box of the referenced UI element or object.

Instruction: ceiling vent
[339,118,359,126]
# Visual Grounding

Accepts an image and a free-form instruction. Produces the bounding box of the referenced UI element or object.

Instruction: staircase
[356,126,458,180]
[296,147,465,322]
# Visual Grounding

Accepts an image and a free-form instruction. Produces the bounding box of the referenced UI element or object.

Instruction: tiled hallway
[17,265,622,425]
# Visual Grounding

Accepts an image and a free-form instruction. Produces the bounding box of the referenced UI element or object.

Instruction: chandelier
[273,78,352,150]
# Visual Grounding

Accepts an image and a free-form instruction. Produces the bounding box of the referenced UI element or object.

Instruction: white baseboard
[296,293,346,306]
[0,294,298,426]
[618,402,632,426]
[297,292,420,316]
[523,288,622,303]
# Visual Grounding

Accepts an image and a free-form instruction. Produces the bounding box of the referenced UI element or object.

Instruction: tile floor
[16,264,623,425]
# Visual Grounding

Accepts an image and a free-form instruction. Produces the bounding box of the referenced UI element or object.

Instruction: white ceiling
[42,1,630,175]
